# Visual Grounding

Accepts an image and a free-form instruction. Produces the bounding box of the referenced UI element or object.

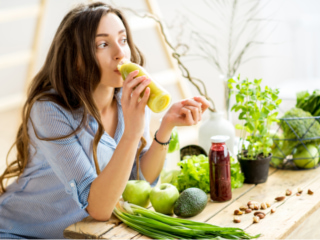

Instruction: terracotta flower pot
[238,153,272,184]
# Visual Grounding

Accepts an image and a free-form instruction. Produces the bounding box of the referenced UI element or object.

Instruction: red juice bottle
[209,135,232,202]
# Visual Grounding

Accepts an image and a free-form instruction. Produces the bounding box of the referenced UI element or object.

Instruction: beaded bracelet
[154,130,171,146]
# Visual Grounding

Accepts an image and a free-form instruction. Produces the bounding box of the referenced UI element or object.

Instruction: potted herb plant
[228,76,282,184]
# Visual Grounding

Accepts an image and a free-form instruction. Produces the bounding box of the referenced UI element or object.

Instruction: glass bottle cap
[210,135,229,143]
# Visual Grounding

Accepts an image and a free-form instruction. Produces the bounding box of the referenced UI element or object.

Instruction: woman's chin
[116,82,124,88]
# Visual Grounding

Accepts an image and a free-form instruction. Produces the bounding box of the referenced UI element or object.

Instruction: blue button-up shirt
[0,88,158,239]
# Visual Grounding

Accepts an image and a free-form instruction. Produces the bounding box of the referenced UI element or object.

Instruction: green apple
[122,180,151,208]
[150,183,179,215]
[293,144,319,169]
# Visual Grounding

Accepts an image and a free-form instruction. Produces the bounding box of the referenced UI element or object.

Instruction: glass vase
[198,111,235,156]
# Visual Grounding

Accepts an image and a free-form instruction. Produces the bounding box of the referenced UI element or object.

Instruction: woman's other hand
[161,96,210,130]
[121,70,151,138]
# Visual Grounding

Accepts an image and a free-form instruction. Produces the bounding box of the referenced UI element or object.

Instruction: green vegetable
[293,144,319,169]
[114,201,260,239]
[173,188,208,218]
[270,147,286,168]
[170,155,244,193]
[267,130,284,150]
[280,108,320,154]
[161,169,180,186]
[296,90,320,116]
[176,154,210,193]
[268,131,286,168]
[230,157,245,189]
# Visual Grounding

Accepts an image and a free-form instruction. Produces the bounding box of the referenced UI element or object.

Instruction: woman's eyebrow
[96,29,126,37]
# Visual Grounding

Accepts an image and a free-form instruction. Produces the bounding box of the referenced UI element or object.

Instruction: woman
[0,2,209,239]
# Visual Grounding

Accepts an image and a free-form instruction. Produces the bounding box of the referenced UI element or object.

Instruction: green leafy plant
[296,90,320,116]
[228,75,282,159]
[162,154,244,193]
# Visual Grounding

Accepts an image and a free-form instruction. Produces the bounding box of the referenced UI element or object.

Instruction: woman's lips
[114,70,121,75]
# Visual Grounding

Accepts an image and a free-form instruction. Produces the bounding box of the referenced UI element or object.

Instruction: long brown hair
[0,2,144,193]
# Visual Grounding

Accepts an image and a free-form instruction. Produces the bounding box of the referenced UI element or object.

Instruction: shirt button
[70,182,75,187]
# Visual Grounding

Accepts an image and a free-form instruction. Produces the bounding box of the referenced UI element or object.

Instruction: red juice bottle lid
[210,135,230,143]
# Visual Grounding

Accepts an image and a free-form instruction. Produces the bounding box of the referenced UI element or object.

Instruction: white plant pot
[198,111,235,155]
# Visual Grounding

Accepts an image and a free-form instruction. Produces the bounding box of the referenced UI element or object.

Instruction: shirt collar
[114,88,122,105]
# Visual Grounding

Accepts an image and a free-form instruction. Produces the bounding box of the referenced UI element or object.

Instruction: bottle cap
[210,135,229,143]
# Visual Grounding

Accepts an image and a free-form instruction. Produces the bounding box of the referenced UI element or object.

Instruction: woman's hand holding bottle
[121,70,150,139]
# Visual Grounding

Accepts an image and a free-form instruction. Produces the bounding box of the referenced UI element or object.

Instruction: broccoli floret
[280,108,320,154]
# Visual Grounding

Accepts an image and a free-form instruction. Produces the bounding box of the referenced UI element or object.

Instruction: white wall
[155,0,320,116]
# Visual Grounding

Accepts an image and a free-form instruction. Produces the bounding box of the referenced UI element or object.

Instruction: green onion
[113,201,260,239]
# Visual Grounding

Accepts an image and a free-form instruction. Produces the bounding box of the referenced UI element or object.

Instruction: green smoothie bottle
[117,60,171,113]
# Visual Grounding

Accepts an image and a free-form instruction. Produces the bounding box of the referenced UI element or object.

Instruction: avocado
[174,188,208,218]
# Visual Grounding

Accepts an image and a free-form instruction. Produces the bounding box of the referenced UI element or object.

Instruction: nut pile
[233,200,271,223]
[232,187,314,224]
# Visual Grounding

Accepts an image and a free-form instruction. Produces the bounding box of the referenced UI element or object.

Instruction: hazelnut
[275,196,285,201]
[253,216,260,223]
[286,189,292,196]
[266,202,271,208]
[308,189,314,195]
[297,188,303,194]
[234,209,243,215]
[254,211,266,217]
[233,216,241,223]
[271,208,276,213]
[260,203,267,210]
[249,204,255,210]
[256,213,265,219]
[245,209,252,214]
[239,205,248,211]
[254,204,259,210]
[296,192,301,196]
[247,201,258,207]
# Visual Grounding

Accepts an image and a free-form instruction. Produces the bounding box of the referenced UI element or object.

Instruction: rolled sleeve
[67,169,96,209]
[30,101,97,208]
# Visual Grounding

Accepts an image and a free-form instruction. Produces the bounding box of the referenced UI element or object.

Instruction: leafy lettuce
[162,154,244,193]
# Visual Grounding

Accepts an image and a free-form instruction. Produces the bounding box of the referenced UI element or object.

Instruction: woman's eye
[97,43,107,48]
[121,38,127,44]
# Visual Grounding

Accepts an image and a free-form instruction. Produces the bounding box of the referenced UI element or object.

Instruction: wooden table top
[64,166,320,239]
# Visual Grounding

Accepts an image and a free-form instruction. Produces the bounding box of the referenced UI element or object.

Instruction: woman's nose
[114,43,125,60]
